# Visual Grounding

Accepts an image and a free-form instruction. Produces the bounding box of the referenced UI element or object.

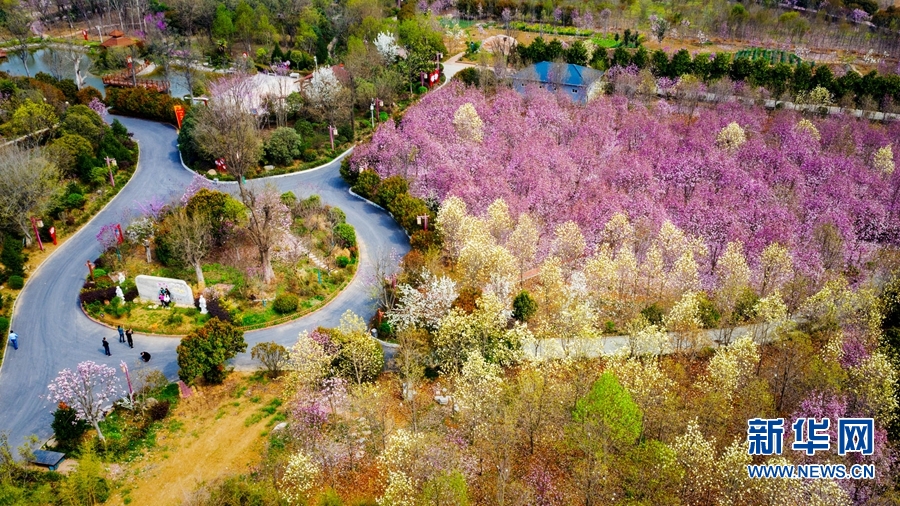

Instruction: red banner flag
[173,105,185,129]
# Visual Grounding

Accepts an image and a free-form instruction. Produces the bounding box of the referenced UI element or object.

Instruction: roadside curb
[0,137,142,377]
[178,144,355,181]
[79,253,362,338]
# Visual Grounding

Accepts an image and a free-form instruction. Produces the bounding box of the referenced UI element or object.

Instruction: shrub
[79,286,118,304]
[0,317,8,334]
[374,175,409,208]
[378,321,392,337]
[76,86,103,105]
[512,290,537,322]
[336,256,351,268]
[251,341,289,377]
[1,236,26,278]
[410,229,440,251]
[206,297,233,323]
[176,318,247,384]
[264,127,303,166]
[327,206,346,224]
[456,67,480,87]
[147,399,171,421]
[387,193,432,233]
[340,157,357,186]
[294,119,314,138]
[273,294,299,314]
[333,223,357,248]
[301,148,318,162]
[641,304,664,325]
[52,404,89,448]
[7,275,24,289]
[417,85,428,94]
[351,169,381,199]
[66,193,86,209]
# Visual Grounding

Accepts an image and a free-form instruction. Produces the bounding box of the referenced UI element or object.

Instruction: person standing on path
[117,325,125,343]
[102,337,111,356]
[125,328,133,348]
[8,331,17,350]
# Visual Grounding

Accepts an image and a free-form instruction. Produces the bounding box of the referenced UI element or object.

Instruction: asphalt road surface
[0,116,409,451]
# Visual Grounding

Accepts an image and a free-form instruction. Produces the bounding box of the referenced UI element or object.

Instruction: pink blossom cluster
[352,83,900,279]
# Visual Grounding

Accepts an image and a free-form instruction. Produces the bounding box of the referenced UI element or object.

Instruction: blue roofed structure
[511,61,604,101]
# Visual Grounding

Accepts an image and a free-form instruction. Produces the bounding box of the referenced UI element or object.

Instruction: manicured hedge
[105,87,189,124]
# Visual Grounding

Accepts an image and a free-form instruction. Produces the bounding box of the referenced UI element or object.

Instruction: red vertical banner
[81,29,88,40]
[49,226,57,245]
[126,55,133,69]
[173,105,185,129]
[115,224,124,245]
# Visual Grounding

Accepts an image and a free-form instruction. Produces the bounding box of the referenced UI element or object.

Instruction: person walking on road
[117,325,125,343]
[102,337,111,356]
[8,331,17,350]
[125,328,133,348]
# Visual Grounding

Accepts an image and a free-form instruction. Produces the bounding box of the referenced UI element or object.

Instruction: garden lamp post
[105,156,117,187]
[313,55,317,73]
[416,215,429,231]
[30,217,43,251]
[370,101,375,129]
[329,125,336,151]
[120,361,134,407]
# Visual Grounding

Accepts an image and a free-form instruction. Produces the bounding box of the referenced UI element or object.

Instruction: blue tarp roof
[511,61,604,88]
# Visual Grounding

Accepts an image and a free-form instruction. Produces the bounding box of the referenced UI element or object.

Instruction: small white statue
[115,286,124,301]
[199,295,207,314]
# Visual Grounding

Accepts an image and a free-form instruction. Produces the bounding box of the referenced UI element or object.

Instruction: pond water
[0,49,191,98]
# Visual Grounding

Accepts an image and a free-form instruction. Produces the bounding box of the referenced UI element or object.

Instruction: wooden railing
[101,63,170,93]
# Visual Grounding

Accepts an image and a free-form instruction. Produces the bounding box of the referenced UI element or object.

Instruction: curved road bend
[0,116,409,450]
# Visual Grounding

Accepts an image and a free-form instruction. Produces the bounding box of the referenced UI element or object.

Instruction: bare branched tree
[4,8,33,78]
[166,208,212,288]
[0,146,60,245]
[242,184,292,283]
[192,74,262,198]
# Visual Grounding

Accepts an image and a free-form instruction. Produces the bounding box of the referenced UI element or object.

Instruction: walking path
[0,117,409,450]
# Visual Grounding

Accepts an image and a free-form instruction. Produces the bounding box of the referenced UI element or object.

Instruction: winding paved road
[0,116,409,451]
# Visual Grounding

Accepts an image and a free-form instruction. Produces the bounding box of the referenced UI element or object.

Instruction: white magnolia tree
[388,272,458,332]
[47,361,121,441]
[374,32,400,61]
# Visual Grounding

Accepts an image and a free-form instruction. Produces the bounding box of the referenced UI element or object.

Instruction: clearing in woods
[109,373,284,506]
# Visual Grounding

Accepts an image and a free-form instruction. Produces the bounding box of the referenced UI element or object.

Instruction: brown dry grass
[107,373,283,506]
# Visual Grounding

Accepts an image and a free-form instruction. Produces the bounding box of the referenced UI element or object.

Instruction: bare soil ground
[107,373,284,506]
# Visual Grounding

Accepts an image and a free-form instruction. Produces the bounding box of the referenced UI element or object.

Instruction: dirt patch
[108,374,284,506]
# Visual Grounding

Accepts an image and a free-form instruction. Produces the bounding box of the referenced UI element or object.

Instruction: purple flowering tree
[352,82,900,288]
[181,173,215,205]
[47,361,121,441]
[88,98,108,123]
[96,223,120,252]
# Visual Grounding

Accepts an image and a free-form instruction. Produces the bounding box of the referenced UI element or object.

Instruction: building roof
[511,61,603,88]
[101,36,135,48]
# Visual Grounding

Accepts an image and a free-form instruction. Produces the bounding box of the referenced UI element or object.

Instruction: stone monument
[135,275,194,307]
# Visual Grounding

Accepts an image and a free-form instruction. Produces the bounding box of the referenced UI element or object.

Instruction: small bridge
[102,64,170,93]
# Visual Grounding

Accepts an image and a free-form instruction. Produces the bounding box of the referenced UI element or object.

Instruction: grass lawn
[85,260,356,335]
[105,373,285,506]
